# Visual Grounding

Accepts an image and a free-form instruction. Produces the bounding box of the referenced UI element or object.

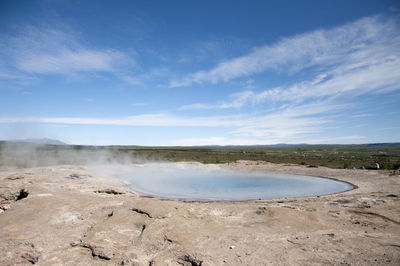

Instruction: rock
[67,173,83,179]
[95,189,125,195]
[177,254,203,266]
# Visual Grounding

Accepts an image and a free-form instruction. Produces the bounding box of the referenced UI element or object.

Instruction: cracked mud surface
[0,161,399,265]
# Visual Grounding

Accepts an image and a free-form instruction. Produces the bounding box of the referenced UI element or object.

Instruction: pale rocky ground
[0,161,399,265]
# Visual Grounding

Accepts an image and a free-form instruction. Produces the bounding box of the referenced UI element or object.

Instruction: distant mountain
[13,138,67,145]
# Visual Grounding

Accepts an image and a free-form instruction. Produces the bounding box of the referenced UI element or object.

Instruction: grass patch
[1,141,400,170]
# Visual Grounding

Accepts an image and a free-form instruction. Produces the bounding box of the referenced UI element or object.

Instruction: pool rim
[122,171,359,202]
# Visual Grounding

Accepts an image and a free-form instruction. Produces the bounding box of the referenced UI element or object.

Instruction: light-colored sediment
[0,161,399,265]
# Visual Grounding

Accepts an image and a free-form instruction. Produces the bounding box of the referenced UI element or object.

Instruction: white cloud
[170,15,400,87]
[18,49,126,75]
[378,126,400,131]
[180,91,257,110]
[0,67,39,86]
[181,39,400,111]
[0,99,338,140]
[352,113,375,118]
[131,102,147,107]
[1,26,132,78]
[171,137,280,146]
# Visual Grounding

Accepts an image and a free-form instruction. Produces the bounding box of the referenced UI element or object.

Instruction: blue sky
[0,0,399,145]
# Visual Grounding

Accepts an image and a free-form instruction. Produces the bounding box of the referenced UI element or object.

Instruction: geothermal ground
[0,161,399,265]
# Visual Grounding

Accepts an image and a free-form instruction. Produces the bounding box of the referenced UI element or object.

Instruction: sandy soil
[0,161,399,265]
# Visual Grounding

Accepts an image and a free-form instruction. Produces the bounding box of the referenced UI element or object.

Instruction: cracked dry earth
[0,161,399,265]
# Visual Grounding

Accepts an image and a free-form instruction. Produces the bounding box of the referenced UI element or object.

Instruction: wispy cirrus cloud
[170,15,400,88]
[186,52,400,110]
[131,102,147,107]
[180,91,258,110]
[82,98,95,103]
[181,18,400,111]
[0,99,339,141]
[18,49,127,75]
[0,26,133,80]
[352,113,376,118]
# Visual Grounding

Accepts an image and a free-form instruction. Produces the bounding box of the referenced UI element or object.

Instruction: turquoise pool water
[119,163,353,201]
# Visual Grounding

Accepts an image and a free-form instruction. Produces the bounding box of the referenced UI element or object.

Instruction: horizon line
[2,139,399,147]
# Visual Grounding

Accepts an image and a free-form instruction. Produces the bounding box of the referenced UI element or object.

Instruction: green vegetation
[1,141,400,170]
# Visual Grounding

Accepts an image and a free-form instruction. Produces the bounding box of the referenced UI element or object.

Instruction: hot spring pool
[115,163,353,201]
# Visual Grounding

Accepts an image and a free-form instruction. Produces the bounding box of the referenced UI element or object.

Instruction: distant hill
[200,143,400,148]
[12,138,67,145]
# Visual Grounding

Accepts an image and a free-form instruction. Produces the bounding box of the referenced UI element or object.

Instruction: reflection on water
[115,163,353,201]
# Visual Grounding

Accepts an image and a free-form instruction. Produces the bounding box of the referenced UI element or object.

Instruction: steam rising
[0,141,137,168]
